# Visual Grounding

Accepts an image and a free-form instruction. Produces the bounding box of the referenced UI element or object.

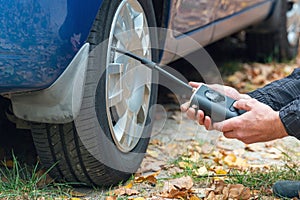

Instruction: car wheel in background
[246,0,300,61]
[31,0,158,186]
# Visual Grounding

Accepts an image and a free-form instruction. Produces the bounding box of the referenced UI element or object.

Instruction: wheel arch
[151,0,171,61]
[9,43,90,124]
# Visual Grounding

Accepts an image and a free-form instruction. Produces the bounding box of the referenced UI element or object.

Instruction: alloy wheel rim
[105,0,152,152]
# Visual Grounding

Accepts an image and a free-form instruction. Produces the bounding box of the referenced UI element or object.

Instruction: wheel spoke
[133,13,144,38]
[127,66,151,113]
[128,86,145,113]
[107,63,124,107]
[119,113,143,148]
[123,2,134,31]
[113,111,128,142]
[141,33,150,56]
[119,111,134,146]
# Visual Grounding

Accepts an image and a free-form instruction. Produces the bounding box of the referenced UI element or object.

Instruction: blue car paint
[0,0,103,93]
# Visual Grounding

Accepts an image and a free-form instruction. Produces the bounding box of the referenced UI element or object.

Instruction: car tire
[246,0,300,61]
[31,0,158,186]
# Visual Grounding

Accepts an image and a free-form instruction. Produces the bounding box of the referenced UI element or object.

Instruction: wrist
[274,111,289,138]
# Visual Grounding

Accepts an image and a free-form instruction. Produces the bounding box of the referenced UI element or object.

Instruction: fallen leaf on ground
[134,171,159,185]
[161,176,194,198]
[70,190,86,197]
[124,180,134,189]
[147,149,159,158]
[194,166,209,176]
[105,196,117,200]
[178,161,193,169]
[4,160,13,168]
[35,169,54,188]
[113,187,139,196]
[208,180,251,200]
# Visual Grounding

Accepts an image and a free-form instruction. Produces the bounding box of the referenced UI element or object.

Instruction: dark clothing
[247,68,300,140]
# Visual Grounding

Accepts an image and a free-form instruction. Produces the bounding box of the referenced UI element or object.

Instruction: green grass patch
[170,151,300,193]
[226,163,300,189]
[0,154,73,199]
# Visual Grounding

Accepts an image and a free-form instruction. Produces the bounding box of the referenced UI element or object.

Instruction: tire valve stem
[111,46,194,92]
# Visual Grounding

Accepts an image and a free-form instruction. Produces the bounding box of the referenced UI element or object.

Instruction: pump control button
[205,90,225,103]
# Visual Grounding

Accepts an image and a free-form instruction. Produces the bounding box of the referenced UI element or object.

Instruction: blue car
[0,0,299,186]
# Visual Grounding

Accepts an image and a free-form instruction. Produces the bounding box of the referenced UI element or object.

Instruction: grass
[0,154,73,199]
[226,163,300,188]
[169,149,300,197]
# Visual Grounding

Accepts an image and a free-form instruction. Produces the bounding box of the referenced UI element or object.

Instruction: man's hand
[213,98,288,144]
[180,82,289,144]
[180,82,251,129]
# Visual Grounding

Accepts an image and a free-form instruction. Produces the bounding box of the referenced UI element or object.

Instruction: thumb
[189,82,203,88]
[233,98,257,111]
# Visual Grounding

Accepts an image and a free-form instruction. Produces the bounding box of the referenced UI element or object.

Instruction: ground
[77,38,300,199]
[0,37,300,199]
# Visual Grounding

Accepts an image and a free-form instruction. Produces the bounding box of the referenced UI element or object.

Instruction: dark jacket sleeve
[279,97,300,139]
[247,68,300,139]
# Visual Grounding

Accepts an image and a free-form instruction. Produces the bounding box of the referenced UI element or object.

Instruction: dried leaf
[206,191,215,200]
[147,149,159,158]
[178,161,193,169]
[162,176,194,196]
[214,180,225,195]
[214,166,227,175]
[172,176,194,190]
[35,169,54,188]
[194,166,208,176]
[223,153,236,166]
[131,197,146,200]
[106,196,117,200]
[124,181,134,189]
[190,195,201,200]
[146,175,157,185]
[70,190,86,197]
[168,189,190,199]
[114,188,139,196]
[189,151,201,162]
[227,184,251,200]
[134,171,159,185]
[4,160,13,168]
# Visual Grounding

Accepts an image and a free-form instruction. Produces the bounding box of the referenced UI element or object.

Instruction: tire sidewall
[75,0,158,174]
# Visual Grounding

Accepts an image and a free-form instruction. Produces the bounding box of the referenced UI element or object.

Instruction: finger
[186,107,197,120]
[213,119,235,132]
[204,116,212,130]
[233,99,257,111]
[213,121,223,132]
[180,102,190,112]
[189,82,202,88]
[196,110,205,125]
[223,131,236,139]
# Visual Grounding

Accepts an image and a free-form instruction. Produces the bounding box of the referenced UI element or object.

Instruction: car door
[215,0,267,20]
[171,0,217,38]
[162,0,219,63]
[212,0,274,42]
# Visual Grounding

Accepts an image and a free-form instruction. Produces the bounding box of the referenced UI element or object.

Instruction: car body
[0,0,299,186]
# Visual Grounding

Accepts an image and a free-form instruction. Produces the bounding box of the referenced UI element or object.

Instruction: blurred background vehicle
[0,0,299,186]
